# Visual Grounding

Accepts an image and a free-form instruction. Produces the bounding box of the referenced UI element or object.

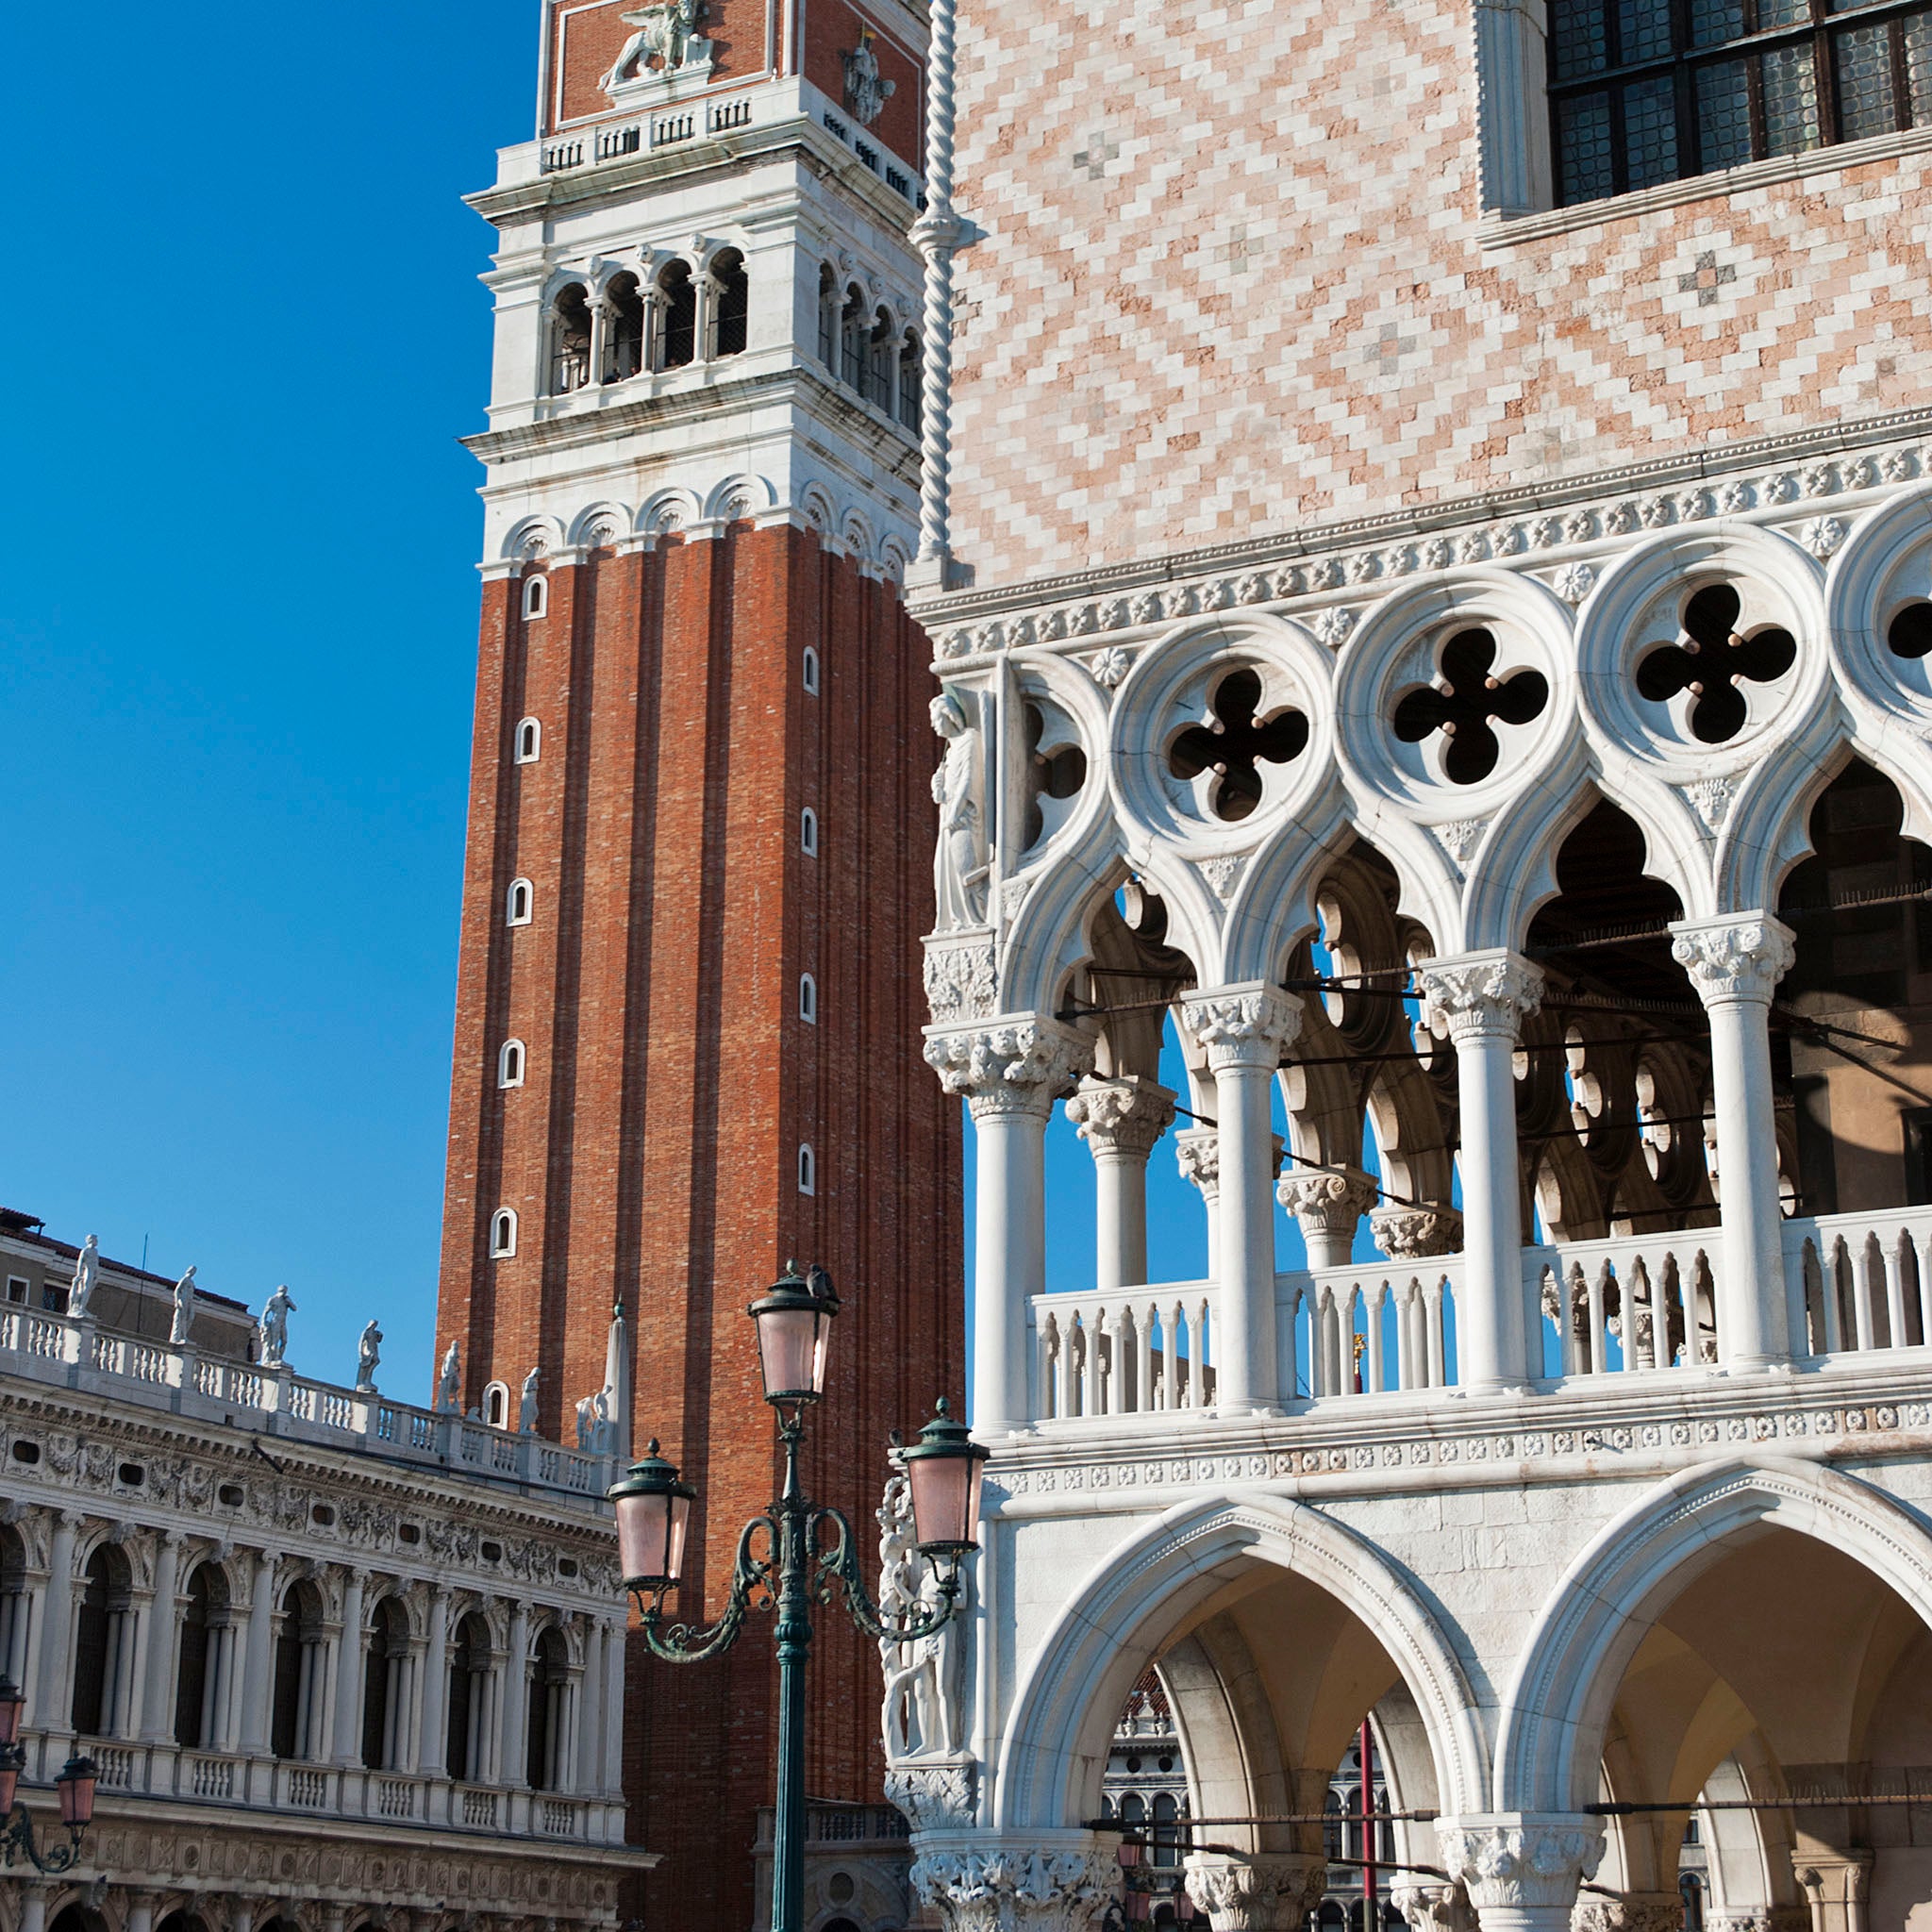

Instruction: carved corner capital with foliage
[1415,950,1544,1041]
[1435,1814,1605,1913]
[1181,983,1305,1072]
[1275,1165,1378,1231]
[1572,1891,1692,1932]
[1065,1076,1177,1161]
[910,1840,1117,1932]
[1181,1853,1327,1931]
[923,1018,1093,1118]
[885,1756,976,1833]
[1669,913,1796,1007]
[1370,1205,1464,1259]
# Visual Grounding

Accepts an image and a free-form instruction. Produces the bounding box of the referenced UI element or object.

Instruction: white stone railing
[1281,1259,1461,1398]
[1527,1228,1723,1379]
[0,1307,613,1500]
[1787,1204,1932,1357]
[1030,1284,1218,1420]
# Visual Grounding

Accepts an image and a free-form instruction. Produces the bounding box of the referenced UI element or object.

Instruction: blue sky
[0,6,537,1399]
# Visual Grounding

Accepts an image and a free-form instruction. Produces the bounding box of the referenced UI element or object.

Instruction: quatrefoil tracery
[1167,667,1309,823]
[1635,583,1796,743]
[1391,627,1549,786]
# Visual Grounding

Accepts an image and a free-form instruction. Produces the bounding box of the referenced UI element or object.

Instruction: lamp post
[609,1261,988,1932]
[0,1676,98,1874]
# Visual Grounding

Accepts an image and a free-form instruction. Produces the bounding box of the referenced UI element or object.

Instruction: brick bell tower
[437,4,961,1923]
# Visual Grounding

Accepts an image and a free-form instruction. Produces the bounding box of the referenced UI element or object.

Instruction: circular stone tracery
[1166,667,1309,822]
[1635,583,1797,743]
[1391,626,1548,785]
[1888,602,1932,660]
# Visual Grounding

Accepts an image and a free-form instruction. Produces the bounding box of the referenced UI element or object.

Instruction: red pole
[1359,1717,1377,1927]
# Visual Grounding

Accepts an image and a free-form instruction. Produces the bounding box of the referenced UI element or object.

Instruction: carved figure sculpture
[930,691,989,930]
[170,1266,197,1347]
[437,1340,461,1413]
[356,1319,383,1391]
[575,1393,596,1450]
[601,0,709,89]
[842,28,896,125]
[258,1284,297,1368]
[876,1474,961,1759]
[519,1365,541,1434]
[67,1236,100,1321]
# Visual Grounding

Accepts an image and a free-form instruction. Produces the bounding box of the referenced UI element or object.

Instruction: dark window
[603,273,645,382]
[1550,0,1932,206]
[363,1598,408,1770]
[527,1626,570,1790]
[71,1549,116,1736]
[658,261,696,369]
[550,284,592,394]
[271,1593,304,1759]
[712,249,749,358]
[175,1564,216,1747]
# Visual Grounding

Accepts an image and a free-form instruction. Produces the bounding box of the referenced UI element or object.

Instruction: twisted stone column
[908,0,962,576]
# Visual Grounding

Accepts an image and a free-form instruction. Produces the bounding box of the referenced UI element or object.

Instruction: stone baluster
[1671,914,1798,1369]
[1182,985,1303,1415]
[924,1019,1093,1435]
[1416,953,1545,1392]
[1066,1075,1177,1291]
[1436,1812,1604,1932]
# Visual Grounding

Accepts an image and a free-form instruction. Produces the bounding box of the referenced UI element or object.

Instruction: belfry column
[925,1019,1092,1435]
[1416,953,1543,1393]
[1671,913,1798,1370]
[1437,1815,1605,1932]
[1066,1076,1177,1290]
[1182,986,1302,1416]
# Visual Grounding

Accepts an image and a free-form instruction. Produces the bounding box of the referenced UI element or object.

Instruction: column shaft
[237,1553,279,1757]
[140,1535,183,1742]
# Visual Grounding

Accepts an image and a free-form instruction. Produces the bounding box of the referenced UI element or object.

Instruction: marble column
[1671,914,1798,1369]
[17,1888,47,1932]
[237,1550,280,1757]
[1277,1165,1378,1272]
[331,1568,368,1767]
[138,1531,183,1743]
[1182,985,1303,1416]
[1436,1813,1604,1932]
[1416,953,1544,1392]
[925,1019,1092,1435]
[416,1586,451,1777]
[501,1600,531,1788]
[1066,1075,1176,1290]
[1174,1127,1223,1274]
[33,1511,78,1740]
[125,1893,157,1932]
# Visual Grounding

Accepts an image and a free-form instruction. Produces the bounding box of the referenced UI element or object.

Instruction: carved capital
[1389,1883,1470,1932]
[925,931,999,1025]
[1181,1854,1327,1932]
[1436,1814,1604,1912]
[1181,983,1304,1071]
[885,1757,975,1832]
[1371,1206,1463,1258]
[1669,913,1795,1006]
[1572,1892,1685,1932]
[1065,1077,1177,1161]
[1415,950,1544,1041]
[1173,1125,1221,1192]
[924,1020,1093,1118]
[1276,1165,1378,1231]
[910,1842,1117,1932]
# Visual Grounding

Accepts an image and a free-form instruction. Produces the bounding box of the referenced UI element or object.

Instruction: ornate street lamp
[0,1675,97,1874]
[609,1261,988,1932]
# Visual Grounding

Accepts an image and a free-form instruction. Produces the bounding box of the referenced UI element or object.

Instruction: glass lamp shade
[902,1397,990,1554]
[748,1262,840,1405]
[0,1676,22,1746]
[57,1756,96,1829]
[609,1441,696,1591]
[1116,1836,1142,1871]
[0,1749,19,1815]
[1124,1889,1151,1924]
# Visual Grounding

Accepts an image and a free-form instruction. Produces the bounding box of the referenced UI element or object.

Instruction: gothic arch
[992,1491,1488,1832]
[1494,1456,1932,1814]
[1823,477,1932,741]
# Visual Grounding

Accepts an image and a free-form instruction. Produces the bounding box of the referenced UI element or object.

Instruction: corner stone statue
[519,1365,541,1434]
[170,1265,198,1346]
[930,691,989,930]
[437,1339,461,1413]
[356,1318,383,1392]
[841,26,895,126]
[876,1474,961,1760]
[258,1284,296,1368]
[67,1235,100,1321]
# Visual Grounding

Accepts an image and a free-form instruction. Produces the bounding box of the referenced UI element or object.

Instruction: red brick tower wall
[438,522,963,1926]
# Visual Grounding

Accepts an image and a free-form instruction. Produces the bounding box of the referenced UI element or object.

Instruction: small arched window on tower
[550,283,592,395]
[491,1208,518,1258]
[514,716,541,763]
[897,331,922,433]
[603,271,645,382]
[656,259,696,370]
[484,1380,509,1429]
[800,807,819,856]
[522,574,548,621]
[798,1143,817,1195]
[799,974,818,1024]
[802,644,821,694]
[499,1040,526,1089]
[710,248,748,358]
[508,877,534,926]
[841,285,868,391]
[817,265,839,369]
[868,309,896,409]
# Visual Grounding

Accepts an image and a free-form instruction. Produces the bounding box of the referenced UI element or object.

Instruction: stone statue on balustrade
[930,691,989,931]
[67,1236,100,1322]
[876,1473,962,1762]
[356,1319,383,1392]
[519,1365,541,1434]
[437,1339,462,1412]
[170,1265,198,1347]
[258,1284,297,1369]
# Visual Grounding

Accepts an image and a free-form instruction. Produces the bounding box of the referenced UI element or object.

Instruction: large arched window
[550,284,592,394]
[72,1543,133,1738]
[361,1596,410,1770]
[603,272,645,382]
[656,260,697,370]
[711,248,749,358]
[175,1560,234,1749]
[526,1624,571,1791]
[271,1577,326,1760]
[1548,0,1932,208]
[446,1611,492,1782]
